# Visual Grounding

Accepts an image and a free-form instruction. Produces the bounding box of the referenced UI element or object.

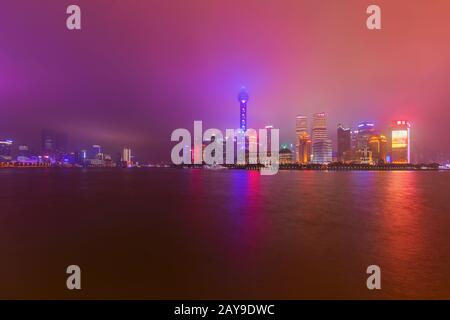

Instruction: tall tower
[311,113,332,164]
[238,87,249,131]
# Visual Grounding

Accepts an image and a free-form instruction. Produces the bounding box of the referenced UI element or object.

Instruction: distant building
[91,145,102,158]
[0,140,13,162]
[369,134,388,164]
[356,122,375,151]
[311,113,332,164]
[41,129,68,161]
[18,145,30,157]
[122,148,132,167]
[17,145,31,163]
[391,120,411,163]
[295,115,308,134]
[297,132,311,164]
[279,146,293,164]
[295,115,311,163]
[337,124,351,162]
[355,147,373,164]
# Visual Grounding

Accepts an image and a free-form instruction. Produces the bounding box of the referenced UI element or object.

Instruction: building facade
[337,124,351,162]
[369,134,388,164]
[0,140,13,162]
[311,113,332,164]
[391,120,411,163]
[295,115,311,163]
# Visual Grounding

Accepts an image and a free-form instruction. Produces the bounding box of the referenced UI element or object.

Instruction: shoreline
[0,163,446,171]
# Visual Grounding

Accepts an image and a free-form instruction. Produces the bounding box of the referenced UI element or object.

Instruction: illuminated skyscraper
[369,134,388,164]
[295,115,308,134]
[41,129,67,160]
[0,140,13,162]
[391,120,411,163]
[356,122,375,150]
[295,115,311,163]
[353,122,375,164]
[122,148,132,167]
[92,145,101,157]
[297,133,311,164]
[337,124,351,162]
[238,87,249,131]
[311,113,332,164]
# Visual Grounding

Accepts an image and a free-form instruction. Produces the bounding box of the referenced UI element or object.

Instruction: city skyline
[0,97,437,165]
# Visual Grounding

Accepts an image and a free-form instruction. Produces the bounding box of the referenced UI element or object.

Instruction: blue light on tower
[238,87,249,131]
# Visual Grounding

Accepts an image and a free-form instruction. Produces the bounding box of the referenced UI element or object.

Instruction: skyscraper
[337,124,351,162]
[297,133,312,164]
[122,148,132,167]
[369,134,388,164]
[356,122,375,150]
[0,140,13,162]
[238,87,249,132]
[92,145,102,157]
[295,115,311,163]
[311,113,332,164]
[41,129,68,160]
[295,115,308,134]
[391,120,411,163]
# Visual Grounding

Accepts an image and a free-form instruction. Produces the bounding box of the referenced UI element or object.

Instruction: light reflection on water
[0,168,449,299]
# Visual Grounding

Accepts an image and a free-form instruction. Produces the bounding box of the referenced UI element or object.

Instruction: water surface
[0,168,449,299]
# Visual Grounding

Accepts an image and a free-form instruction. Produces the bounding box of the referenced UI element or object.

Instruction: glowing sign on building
[392,130,408,149]
[391,120,411,164]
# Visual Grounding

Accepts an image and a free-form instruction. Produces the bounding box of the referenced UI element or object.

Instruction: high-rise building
[369,134,388,164]
[295,115,308,134]
[356,122,375,150]
[92,145,102,158]
[297,133,311,164]
[75,150,87,165]
[391,120,411,163]
[17,145,30,163]
[337,124,351,162]
[311,113,332,164]
[122,148,132,167]
[18,145,30,157]
[295,115,311,163]
[0,140,13,162]
[238,87,249,132]
[41,129,67,160]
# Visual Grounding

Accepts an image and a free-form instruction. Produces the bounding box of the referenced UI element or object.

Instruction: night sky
[1,0,449,162]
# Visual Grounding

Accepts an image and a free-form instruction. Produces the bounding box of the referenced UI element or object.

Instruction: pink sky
[0,0,449,161]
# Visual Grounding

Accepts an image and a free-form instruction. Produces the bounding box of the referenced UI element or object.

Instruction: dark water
[0,168,449,299]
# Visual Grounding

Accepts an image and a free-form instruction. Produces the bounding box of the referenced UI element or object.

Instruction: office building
[337,124,351,162]
[391,120,411,163]
[122,148,132,167]
[295,115,311,163]
[0,140,13,162]
[311,113,332,164]
[369,134,388,164]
